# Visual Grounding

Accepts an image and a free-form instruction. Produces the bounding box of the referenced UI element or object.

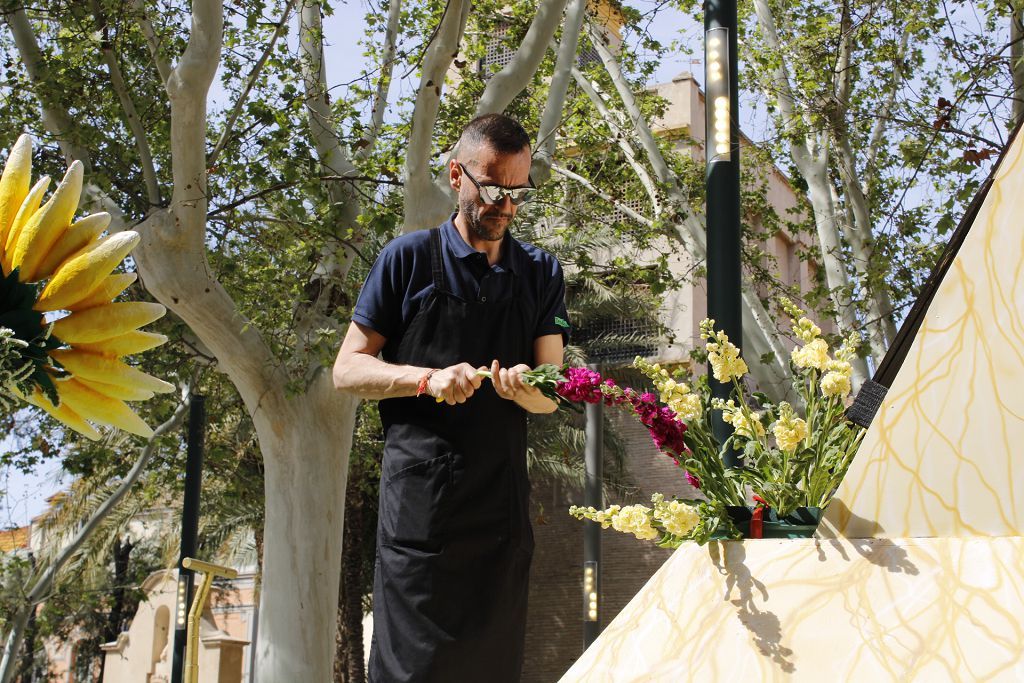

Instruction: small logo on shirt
[555,316,569,329]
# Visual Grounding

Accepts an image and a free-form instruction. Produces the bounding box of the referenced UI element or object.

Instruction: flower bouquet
[567,300,866,546]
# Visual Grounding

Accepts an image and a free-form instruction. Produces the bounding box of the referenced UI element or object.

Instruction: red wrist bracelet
[416,369,438,397]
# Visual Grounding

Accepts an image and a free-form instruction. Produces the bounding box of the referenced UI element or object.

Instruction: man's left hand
[488,360,558,414]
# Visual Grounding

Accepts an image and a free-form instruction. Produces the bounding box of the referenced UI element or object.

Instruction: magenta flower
[555,365,697,485]
[555,366,605,403]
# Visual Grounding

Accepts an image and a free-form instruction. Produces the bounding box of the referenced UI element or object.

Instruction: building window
[573,316,660,364]
[607,196,649,225]
[480,24,516,74]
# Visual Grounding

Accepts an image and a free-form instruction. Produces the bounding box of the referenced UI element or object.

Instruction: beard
[459,195,512,242]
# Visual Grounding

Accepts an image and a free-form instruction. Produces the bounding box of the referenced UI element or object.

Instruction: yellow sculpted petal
[2,176,49,274]
[34,212,112,280]
[53,377,153,438]
[12,161,84,281]
[0,135,33,254]
[50,301,165,344]
[72,330,167,357]
[35,231,140,311]
[22,387,102,441]
[49,348,175,394]
[75,376,155,402]
[65,272,137,312]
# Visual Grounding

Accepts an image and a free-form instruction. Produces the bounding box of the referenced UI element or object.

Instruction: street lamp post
[582,364,603,649]
[171,394,206,683]
[705,0,742,467]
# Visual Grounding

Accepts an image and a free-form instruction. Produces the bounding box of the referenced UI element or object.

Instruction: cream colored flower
[793,317,822,344]
[569,504,621,529]
[668,392,703,422]
[659,378,703,422]
[720,399,765,439]
[772,402,807,452]
[835,331,861,362]
[791,338,829,371]
[652,493,699,537]
[825,359,852,376]
[610,504,660,541]
[821,371,852,399]
[700,320,748,383]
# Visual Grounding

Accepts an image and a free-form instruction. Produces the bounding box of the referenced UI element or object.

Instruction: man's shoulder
[511,237,563,275]
[379,228,433,259]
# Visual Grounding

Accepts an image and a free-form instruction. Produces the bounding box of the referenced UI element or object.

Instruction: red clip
[750,495,769,539]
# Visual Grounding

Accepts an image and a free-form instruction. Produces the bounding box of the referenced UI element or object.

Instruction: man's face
[451,144,532,242]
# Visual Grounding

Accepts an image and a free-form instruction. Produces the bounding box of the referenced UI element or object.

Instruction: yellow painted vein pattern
[559,537,1024,682]
[821,132,1024,538]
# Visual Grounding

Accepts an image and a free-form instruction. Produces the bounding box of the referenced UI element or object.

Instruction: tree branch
[533,0,588,184]
[570,66,663,214]
[4,6,94,169]
[209,0,298,168]
[357,0,403,160]
[474,0,569,117]
[295,0,366,343]
[864,29,910,195]
[91,0,163,208]
[586,21,684,199]
[402,0,471,232]
[130,0,173,86]
[551,163,654,226]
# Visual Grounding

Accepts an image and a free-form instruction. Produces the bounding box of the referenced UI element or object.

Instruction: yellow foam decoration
[821,132,1024,538]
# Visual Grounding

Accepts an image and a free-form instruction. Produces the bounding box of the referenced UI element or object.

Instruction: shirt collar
[443,214,523,273]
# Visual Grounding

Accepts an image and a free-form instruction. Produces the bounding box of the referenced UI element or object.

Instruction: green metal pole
[705,0,742,467]
[171,394,205,683]
[583,363,603,649]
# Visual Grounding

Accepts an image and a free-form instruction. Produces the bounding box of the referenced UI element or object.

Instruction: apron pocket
[381,452,452,551]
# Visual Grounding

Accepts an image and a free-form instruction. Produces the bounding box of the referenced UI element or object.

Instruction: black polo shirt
[353,215,570,362]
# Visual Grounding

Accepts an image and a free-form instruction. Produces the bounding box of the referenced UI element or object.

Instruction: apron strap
[429,227,445,292]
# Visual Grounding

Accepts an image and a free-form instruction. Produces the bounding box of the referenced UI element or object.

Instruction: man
[333,114,570,682]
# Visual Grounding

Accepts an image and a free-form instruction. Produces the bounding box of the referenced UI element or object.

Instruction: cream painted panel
[559,537,1024,682]
[822,133,1024,538]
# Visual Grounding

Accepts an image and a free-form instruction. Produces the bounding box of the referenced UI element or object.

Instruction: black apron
[369,227,535,683]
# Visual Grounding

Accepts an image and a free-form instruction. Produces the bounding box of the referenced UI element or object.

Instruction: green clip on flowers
[570,300,866,545]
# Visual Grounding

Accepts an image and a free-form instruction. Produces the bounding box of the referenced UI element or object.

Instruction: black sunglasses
[458,163,536,206]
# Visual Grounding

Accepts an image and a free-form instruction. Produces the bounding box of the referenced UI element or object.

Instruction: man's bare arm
[333,322,483,404]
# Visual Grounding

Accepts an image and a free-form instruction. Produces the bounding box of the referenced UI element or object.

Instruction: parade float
[557,124,1024,681]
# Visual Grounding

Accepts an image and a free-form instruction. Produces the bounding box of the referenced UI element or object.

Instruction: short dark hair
[458,114,531,157]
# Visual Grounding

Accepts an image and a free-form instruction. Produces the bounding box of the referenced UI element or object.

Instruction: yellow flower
[569,504,620,529]
[821,371,852,399]
[825,359,852,376]
[700,319,748,383]
[791,338,829,371]
[772,402,807,452]
[835,331,861,362]
[720,399,765,439]
[659,378,703,422]
[652,493,698,537]
[793,317,822,344]
[610,504,660,541]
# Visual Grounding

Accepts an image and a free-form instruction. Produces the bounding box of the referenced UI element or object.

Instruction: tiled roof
[0,526,30,552]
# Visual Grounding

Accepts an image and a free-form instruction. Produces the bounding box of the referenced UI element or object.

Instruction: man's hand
[428,363,485,405]
[488,360,558,414]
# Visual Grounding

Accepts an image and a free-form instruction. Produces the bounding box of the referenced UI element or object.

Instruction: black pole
[705,0,742,467]
[582,364,603,649]
[171,394,205,683]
